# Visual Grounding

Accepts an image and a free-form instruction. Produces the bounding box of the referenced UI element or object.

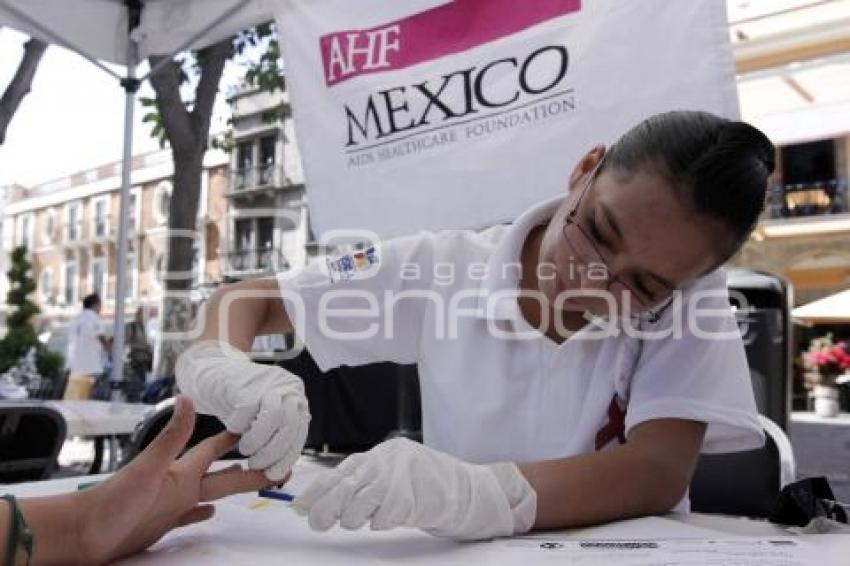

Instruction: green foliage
[211,128,235,152]
[1,246,40,366]
[141,96,168,148]
[0,246,63,379]
[142,21,285,147]
[5,247,38,330]
[239,23,285,94]
[35,348,65,381]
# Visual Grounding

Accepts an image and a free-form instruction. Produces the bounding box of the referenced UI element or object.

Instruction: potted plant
[0,247,65,398]
[803,334,850,418]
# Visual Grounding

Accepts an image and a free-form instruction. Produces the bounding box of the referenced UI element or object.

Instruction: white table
[44,400,153,437]
[5,459,849,565]
[42,400,154,472]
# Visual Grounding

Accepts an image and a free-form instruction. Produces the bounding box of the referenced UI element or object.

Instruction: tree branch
[148,55,195,151]
[0,38,47,145]
[191,39,232,142]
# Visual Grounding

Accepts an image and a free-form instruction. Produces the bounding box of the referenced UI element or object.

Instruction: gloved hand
[175,340,310,481]
[292,438,536,540]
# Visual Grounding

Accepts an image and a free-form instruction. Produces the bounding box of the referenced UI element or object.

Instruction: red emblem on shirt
[595,395,627,450]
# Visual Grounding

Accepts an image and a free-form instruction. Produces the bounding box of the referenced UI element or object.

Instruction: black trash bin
[726,268,793,431]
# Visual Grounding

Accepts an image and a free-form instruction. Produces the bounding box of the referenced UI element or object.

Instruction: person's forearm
[518,444,687,530]
[197,277,292,351]
[0,500,9,561]
[518,420,705,530]
[11,493,88,565]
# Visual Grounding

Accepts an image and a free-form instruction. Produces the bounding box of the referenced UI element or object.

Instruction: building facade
[0,86,311,331]
[729,0,850,306]
[1,150,230,326]
[221,86,311,281]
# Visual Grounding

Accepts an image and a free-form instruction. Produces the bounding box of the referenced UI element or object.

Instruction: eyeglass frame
[560,159,676,323]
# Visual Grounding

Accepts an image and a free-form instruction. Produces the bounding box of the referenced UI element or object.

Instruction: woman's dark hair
[603,110,775,262]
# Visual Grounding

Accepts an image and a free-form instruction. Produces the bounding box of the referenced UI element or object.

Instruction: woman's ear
[568,145,606,192]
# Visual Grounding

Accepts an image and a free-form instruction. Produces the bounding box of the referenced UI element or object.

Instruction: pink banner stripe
[320,0,582,86]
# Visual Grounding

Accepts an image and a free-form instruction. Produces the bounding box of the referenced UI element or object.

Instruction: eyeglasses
[560,162,675,320]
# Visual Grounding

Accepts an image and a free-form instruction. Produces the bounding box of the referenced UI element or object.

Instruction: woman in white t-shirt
[177,111,776,539]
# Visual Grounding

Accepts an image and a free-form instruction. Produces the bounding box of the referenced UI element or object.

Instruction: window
[40,268,53,302]
[18,214,32,250]
[259,135,277,185]
[235,219,253,251]
[154,182,172,224]
[126,253,137,299]
[91,257,106,296]
[257,217,274,249]
[128,190,139,231]
[260,135,276,165]
[93,197,109,237]
[237,142,253,172]
[157,187,171,219]
[154,253,165,287]
[231,217,276,271]
[777,139,842,217]
[66,202,81,241]
[44,209,56,244]
[63,262,77,306]
[235,142,254,190]
[782,139,836,184]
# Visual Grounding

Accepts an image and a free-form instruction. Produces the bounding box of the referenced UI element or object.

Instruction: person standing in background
[125,306,153,402]
[64,294,110,400]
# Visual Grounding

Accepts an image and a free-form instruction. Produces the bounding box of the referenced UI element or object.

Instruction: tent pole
[109,0,143,396]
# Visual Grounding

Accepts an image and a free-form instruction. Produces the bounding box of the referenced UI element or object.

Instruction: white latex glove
[292,438,536,541]
[175,340,310,481]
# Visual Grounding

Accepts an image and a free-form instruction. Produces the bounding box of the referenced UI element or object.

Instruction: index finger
[200,467,278,502]
[181,430,241,474]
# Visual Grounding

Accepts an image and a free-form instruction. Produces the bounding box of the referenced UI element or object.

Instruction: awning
[745,96,850,146]
[0,0,275,65]
[792,289,850,324]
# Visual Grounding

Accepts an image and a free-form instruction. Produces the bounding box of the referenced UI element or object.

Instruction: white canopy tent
[0,0,275,384]
[793,289,850,324]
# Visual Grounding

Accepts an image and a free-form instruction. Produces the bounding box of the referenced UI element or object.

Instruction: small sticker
[326,245,379,282]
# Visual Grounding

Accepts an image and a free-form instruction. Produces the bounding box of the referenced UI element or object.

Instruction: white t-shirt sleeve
[624,269,765,454]
[277,233,435,371]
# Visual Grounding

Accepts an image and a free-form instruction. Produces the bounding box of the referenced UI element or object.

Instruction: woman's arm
[177,276,310,481]
[0,397,272,565]
[0,494,81,564]
[197,276,292,351]
[519,418,706,529]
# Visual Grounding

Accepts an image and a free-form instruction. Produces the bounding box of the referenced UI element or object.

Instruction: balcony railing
[766,180,848,220]
[232,168,251,191]
[223,247,289,274]
[257,163,276,186]
[228,165,288,195]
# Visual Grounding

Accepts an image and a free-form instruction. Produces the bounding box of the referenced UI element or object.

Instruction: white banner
[276,0,738,239]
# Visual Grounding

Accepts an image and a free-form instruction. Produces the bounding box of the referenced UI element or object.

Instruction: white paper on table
[495,536,810,565]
